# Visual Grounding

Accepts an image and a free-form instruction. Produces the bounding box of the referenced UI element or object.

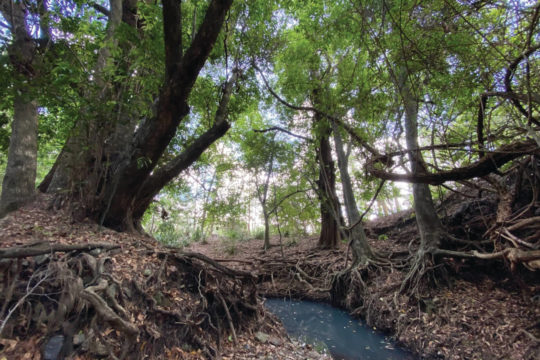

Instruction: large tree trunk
[40,0,125,195]
[96,0,234,231]
[315,112,341,249]
[0,0,39,217]
[41,0,234,232]
[332,121,375,265]
[0,93,38,216]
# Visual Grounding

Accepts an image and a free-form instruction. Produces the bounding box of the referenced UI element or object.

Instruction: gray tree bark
[398,69,442,254]
[0,0,39,217]
[332,121,375,265]
[0,94,38,216]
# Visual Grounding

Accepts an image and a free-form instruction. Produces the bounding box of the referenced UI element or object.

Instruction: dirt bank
[189,223,540,360]
[0,195,329,360]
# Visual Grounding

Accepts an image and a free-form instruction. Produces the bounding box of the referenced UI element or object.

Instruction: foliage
[0,0,537,236]
[253,228,265,240]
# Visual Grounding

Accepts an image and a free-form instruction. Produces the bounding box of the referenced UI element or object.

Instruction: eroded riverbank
[189,229,540,360]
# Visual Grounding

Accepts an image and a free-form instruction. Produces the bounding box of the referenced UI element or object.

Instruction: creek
[264,298,416,360]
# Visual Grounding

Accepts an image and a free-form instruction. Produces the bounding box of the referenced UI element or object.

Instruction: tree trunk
[332,121,374,265]
[0,93,38,216]
[0,1,39,217]
[399,70,443,253]
[40,0,127,196]
[97,0,233,231]
[315,112,341,249]
[396,68,445,295]
[41,0,234,232]
[263,212,271,250]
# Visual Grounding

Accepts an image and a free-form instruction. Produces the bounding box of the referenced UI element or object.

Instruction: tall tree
[311,92,342,249]
[242,125,303,250]
[332,122,375,265]
[39,0,235,231]
[396,67,444,289]
[0,0,44,216]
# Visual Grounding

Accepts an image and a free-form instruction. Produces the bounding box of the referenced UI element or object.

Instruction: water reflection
[264,298,416,360]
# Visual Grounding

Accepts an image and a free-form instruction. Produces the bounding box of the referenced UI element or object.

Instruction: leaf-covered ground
[1,191,539,359]
[0,195,330,360]
[189,219,540,360]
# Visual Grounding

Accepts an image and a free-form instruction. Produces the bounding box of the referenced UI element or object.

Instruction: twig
[217,293,237,344]
[0,266,51,337]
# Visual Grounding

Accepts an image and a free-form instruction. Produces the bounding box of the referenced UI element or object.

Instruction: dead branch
[175,251,257,280]
[0,265,51,337]
[507,216,540,231]
[500,228,537,249]
[435,248,540,269]
[217,293,237,344]
[0,242,120,259]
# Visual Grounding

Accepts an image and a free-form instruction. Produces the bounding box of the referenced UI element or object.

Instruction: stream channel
[264,298,416,360]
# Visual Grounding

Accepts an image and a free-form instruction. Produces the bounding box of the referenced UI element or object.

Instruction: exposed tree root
[399,248,447,298]
[0,242,119,258]
[0,244,260,359]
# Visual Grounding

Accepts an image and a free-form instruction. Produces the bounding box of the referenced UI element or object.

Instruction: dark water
[264,298,416,360]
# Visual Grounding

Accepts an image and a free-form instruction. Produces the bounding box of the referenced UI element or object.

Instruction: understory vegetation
[0,0,539,359]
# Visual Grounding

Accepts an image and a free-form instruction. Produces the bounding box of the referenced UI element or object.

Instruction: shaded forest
[0,0,539,359]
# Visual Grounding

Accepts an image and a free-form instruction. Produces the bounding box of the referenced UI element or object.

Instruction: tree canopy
[0,0,537,245]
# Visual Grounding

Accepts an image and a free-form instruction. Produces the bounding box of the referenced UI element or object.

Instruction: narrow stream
[264,298,416,360]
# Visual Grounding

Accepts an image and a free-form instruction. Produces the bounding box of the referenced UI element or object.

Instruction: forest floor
[0,195,330,360]
[188,214,540,360]
[0,193,539,359]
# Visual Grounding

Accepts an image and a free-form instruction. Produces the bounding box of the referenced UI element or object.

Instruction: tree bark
[41,0,125,195]
[130,118,231,226]
[263,211,271,250]
[398,69,442,253]
[0,93,38,216]
[0,0,39,217]
[332,121,374,264]
[314,111,341,249]
[97,0,233,231]
[40,0,234,232]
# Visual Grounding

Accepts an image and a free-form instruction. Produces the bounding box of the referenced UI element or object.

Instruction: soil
[1,188,539,360]
[188,215,540,359]
[0,194,330,360]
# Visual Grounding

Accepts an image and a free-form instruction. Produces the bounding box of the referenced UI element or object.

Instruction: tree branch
[162,0,182,80]
[367,139,539,185]
[173,0,233,97]
[106,0,234,227]
[252,61,380,157]
[132,69,240,218]
[504,44,540,126]
[0,243,119,259]
[267,188,310,215]
[89,2,110,17]
[254,126,312,142]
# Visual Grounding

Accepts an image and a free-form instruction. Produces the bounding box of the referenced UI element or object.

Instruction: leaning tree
[37,0,238,232]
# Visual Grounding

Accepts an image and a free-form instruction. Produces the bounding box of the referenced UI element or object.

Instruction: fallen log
[0,243,120,259]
